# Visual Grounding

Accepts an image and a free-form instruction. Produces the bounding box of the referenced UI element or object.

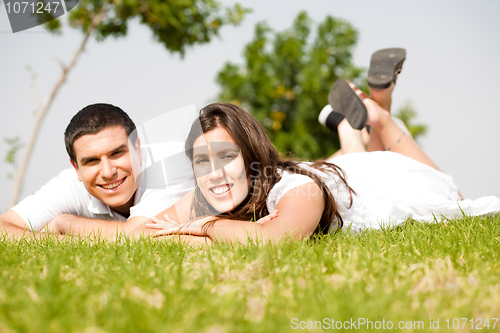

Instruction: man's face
[70,126,142,215]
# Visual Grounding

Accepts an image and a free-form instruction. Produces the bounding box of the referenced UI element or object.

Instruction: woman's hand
[255,209,279,225]
[148,215,211,238]
[148,209,279,238]
[147,214,182,229]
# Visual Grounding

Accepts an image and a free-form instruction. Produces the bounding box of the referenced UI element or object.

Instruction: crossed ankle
[366,106,392,131]
[369,87,393,112]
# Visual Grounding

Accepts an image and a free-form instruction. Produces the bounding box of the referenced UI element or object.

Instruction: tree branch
[7,5,110,209]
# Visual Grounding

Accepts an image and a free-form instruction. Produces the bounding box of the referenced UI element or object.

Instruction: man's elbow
[1,211,28,230]
[0,217,30,239]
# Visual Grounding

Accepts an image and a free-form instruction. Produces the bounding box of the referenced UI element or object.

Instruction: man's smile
[98,177,127,191]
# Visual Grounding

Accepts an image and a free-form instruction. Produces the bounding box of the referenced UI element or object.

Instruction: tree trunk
[7,5,109,209]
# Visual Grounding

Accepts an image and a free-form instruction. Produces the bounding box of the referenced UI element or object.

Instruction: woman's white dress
[266,151,500,232]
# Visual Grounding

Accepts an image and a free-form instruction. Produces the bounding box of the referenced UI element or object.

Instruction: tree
[216,11,364,160]
[216,11,428,160]
[7,0,249,208]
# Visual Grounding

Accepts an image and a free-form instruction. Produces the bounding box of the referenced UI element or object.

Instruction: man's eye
[112,150,124,156]
[84,159,98,165]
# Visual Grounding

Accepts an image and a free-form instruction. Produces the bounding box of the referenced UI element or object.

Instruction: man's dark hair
[65,103,137,163]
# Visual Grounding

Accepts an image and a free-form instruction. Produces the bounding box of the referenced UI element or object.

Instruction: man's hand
[128,220,157,239]
[46,215,63,234]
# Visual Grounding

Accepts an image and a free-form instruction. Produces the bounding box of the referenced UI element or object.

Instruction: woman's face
[192,127,250,213]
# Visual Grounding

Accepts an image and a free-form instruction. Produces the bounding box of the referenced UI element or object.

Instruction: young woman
[138,88,500,244]
[138,101,353,244]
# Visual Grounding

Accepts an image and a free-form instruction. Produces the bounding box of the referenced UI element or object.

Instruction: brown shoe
[328,79,367,130]
[367,48,406,89]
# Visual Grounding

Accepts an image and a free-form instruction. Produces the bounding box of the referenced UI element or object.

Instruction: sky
[1,0,500,211]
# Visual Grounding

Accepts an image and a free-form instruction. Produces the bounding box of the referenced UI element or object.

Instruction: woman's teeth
[102,178,124,189]
[211,185,231,194]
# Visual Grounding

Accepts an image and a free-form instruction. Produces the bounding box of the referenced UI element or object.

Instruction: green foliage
[1,215,500,331]
[216,11,364,160]
[4,137,23,165]
[45,0,250,56]
[4,137,24,180]
[394,101,428,141]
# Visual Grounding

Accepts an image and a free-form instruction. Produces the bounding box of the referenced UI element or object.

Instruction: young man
[0,103,194,239]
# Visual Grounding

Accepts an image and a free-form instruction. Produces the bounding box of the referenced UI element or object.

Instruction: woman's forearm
[169,235,212,247]
[205,219,296,245]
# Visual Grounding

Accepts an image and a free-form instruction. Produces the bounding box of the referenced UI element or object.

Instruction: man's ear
[70,159,83,182]
[135,138,143,164]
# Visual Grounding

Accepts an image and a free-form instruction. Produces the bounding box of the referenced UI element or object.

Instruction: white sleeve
[266,172,314,213]
[10,169,90,231]
[129,179,195,219]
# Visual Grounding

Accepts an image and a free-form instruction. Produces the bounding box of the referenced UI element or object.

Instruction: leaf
[4,136,24,165]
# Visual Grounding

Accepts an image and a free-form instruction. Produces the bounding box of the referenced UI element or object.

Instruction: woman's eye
[222,154,236,159]
[195,158,209,164]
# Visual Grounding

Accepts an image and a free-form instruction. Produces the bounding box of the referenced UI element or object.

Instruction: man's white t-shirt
[12,142,195,231]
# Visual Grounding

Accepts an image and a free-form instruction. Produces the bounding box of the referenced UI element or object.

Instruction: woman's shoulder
[266,170,315,213]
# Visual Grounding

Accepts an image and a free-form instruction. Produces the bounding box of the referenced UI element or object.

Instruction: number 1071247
[5,2,60,14]
[445,318,498,330]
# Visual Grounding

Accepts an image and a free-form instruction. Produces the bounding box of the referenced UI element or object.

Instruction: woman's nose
[208,160,224,180]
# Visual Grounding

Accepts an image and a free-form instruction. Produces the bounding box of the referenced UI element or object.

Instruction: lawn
[1,215,499,332]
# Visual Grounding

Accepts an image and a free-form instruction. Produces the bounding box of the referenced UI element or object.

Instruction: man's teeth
[102,179,124,189]
[212,185,231,195]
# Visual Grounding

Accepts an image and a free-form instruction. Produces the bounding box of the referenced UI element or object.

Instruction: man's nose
[100,157,117,179]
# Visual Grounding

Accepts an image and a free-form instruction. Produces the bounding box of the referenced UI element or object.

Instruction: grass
[1,215,500,332]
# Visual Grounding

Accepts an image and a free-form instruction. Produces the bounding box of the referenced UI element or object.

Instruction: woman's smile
[209,183,234,197]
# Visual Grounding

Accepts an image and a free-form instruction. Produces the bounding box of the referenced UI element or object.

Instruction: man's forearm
[204,219,299,245]
[0,220,29,238]
[1,221,67,240]
[51,214,147,240]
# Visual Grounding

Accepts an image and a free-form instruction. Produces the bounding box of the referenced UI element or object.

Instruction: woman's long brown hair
[185,103,354,234]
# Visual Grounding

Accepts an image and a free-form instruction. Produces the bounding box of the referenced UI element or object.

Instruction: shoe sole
[328,79,367,130]
[367,48,406,89]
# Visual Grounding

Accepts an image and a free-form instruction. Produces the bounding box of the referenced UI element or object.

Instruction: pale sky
[1,0,500,211]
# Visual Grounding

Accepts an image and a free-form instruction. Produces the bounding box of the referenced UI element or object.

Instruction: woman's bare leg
[331,120,370,159]
[367,81,395,152]
[326,63,400,155]
[361,127,370,147]
[348,82,441,171]
[337,118,367,154]
[335,80,402,154]
[370,84,393,111]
